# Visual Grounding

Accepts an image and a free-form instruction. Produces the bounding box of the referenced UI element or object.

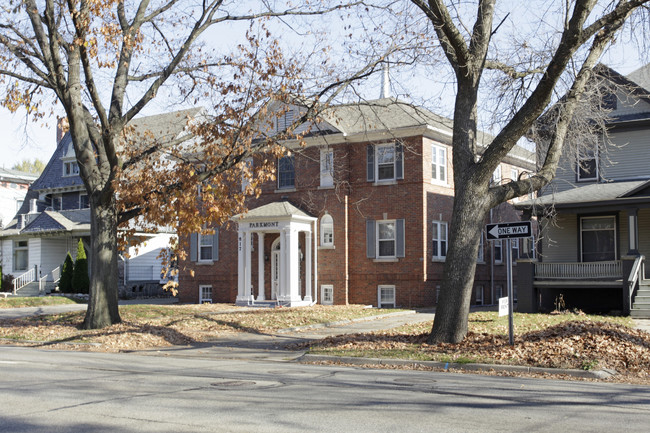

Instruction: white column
[279,228,287,301]
[257,233,265,301]
[244,231,252,301]
[628,209,639,255]
[286,227,301,302]
[304,231,312,302]
[236,230,245,301]
[313,219,318,304]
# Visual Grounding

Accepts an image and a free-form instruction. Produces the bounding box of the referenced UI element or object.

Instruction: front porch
[232,201,318,307]
[517,256,648,315]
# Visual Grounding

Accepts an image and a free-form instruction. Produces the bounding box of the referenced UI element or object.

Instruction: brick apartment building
[177,98,535,308]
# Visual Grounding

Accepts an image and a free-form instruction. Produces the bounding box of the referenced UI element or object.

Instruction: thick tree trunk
[429,182,490,343]
[83,193,121,329]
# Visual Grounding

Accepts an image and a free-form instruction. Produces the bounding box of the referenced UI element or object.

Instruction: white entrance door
[271,239,281,300]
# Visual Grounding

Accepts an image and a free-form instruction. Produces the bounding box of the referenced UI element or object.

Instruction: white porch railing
[11,266,36,295]
[535,260,623,279]
[39,266,61,295]
[126,265,160,281]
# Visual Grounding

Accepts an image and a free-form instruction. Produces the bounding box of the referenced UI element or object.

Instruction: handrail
[38,266,61,295]
[11,266,36,295]
[628,255,645,310]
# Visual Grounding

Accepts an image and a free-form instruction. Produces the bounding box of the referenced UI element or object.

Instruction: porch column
[286,227,300,302]
[627,208,639,255]
[279,228,287,301]
[304,230,312,302]
[244,231,252,301]
[313,219,318,303]
[237,230,245,300]
[257,232,265,301]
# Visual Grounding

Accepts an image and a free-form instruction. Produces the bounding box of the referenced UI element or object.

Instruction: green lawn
[0,296,86,309]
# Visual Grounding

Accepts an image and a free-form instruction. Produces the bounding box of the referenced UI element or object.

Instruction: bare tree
[398,0,650,343]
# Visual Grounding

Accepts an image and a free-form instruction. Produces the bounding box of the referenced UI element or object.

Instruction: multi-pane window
[376,143,396,181]
[492,165,502,185]
[199,233,214,261]
[51,194,62,211]
[276,109,295,132]
[378,285,396,308]
[577,143,598,181]
[321,285,334,305]
[432,221,447,260]
[475,285,484,306]
[278,155,295,189]
[320,214,334,247]
[199,285,212,303]
[493,240,503,264]
[431,144,447,183]
[511,238,519,261]
[16,199,23,212]
[377,220,396,258]
[79,194,89,209]
[510,168,518,182]
[63,161,79,176]
[13,240,28,272]
[320,149,334,187]
[580,216,616,261]
[477,230,485,262]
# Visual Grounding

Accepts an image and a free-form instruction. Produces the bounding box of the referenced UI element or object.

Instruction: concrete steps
[631,281,650,318]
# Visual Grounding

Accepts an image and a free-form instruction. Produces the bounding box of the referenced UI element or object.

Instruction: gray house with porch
[516,64,650,317]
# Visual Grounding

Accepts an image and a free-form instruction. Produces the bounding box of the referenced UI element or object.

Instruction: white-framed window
[577,142,598,181]
[431,144,447,184]
[199,285,212,304]
[378,285,396,308]
[320,148,334,187]
[51,194,62,211]
[63,160,79,177]
[278,155,295,189]
[199,233,214,262]
[15,199,23,212]
[367,142,403,183]
[241,157,253,192]
[432,221,447,260]
[580,216,616,261]
[376,143,396,181]
[320,214,334,247]
[475,285,484,305]
[493,240,503,264]
[477,230,484,262]
[377,220,396,258]
[492,165,502,185]
[511,238,519,261]
[321,284,334,305]
[79,194,89,209]
[510,168,518,182]
[496,285,503,299]
[276,108,295,132]
[13,240,28,272]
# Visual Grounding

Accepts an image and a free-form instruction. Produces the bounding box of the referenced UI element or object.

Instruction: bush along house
[178,96,536,308]
[516,64,650,317]
[0,110,197,297]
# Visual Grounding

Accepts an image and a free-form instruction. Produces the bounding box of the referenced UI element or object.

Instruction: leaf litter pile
[301,312,650,382]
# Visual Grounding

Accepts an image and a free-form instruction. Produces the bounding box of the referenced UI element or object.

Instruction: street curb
[298,353,618,380]
[275,310,417,334]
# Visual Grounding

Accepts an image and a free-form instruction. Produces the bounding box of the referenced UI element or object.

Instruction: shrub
[1,272,15,292]
[72,239,89,294]
[60,252,74,293]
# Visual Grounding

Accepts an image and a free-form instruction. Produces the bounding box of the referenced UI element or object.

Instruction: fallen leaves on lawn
[302,320,650,379]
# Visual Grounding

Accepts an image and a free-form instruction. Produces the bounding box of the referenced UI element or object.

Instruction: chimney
[56,117,68,144]
[380,62,390,99]
[29,199,38,214]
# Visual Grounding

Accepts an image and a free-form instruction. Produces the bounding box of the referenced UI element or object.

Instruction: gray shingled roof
[0,167,38,184]
[627,64,650,94]
[316,98,535,164]
[517,180,650,209]
[21,209,90,233]
[30,133,85,191]
[234,201,315,220]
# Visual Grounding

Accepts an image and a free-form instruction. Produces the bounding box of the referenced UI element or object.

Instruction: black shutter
[395,142,403,180]
[190,233,198,262]
[366,219,376,258]
[213,227,219,261]
[367,145,375,182]
[396,219,405,257]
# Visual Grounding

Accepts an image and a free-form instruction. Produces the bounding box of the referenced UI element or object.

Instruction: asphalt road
[1,346,649,433]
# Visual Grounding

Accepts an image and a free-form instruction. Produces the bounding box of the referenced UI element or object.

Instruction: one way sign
[486,221,532,240]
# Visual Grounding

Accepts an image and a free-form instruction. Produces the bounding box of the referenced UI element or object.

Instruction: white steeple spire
[380,62,390,99]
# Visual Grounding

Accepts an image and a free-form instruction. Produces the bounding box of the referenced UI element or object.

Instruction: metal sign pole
[506,238,514,346]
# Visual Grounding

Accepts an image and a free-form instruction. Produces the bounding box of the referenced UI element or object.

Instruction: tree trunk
[83,193,121,329]
[429,182,490,343]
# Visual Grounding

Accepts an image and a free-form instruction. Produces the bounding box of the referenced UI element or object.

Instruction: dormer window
[276,109,295,132]
[63,160,79,177]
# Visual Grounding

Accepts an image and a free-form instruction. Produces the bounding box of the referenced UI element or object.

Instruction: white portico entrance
[232,201,318,307]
